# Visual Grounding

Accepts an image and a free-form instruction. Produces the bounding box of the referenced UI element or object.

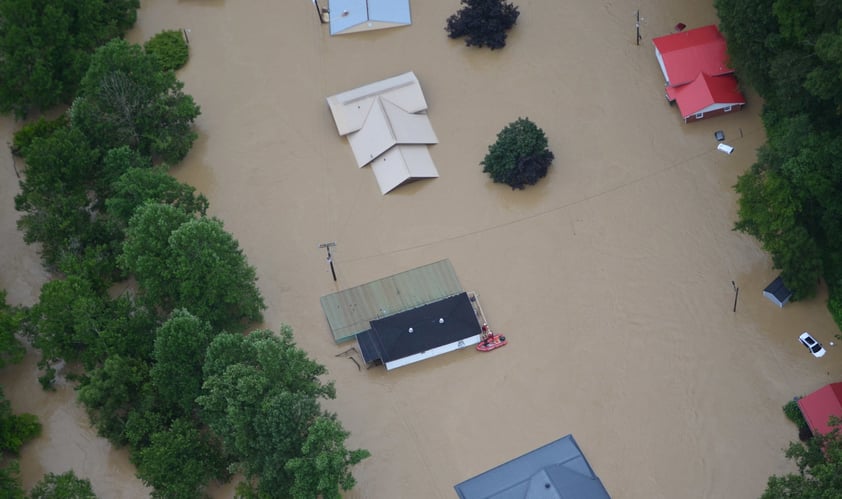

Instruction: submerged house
[326,71,439,194]
[320,260,483,370]
[653,25,746,123]
[328,0,412,36]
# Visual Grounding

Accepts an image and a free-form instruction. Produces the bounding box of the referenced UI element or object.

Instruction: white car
[799,332,826,358]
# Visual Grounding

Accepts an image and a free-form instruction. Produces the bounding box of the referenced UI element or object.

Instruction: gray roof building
[454,435,611,499]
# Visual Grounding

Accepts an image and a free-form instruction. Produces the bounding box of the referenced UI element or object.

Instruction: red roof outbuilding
[798,382,842,436]
[653,25,733,87]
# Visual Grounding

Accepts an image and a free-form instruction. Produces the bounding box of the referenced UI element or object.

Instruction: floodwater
[2,0,841,497]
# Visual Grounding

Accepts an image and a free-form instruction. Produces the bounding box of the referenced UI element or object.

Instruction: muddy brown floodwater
[2,0,841,497]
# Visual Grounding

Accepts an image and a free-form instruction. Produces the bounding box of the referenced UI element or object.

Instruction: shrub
[144,30,189,71]
[11,115,69,157]
[445,0,520,50]
[783,399,808,431]
[482,117,554,189]
[29,470,96,499]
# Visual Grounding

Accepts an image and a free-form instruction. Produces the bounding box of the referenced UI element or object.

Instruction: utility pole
[731,281,739,313]
[319,242,337,281]
[636,10,642,46]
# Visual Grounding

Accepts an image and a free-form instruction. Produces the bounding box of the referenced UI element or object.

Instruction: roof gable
[370,145,439,194]
[667,73,745,118]
[652,25,732,87]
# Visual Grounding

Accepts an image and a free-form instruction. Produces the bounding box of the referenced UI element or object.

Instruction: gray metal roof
[320,259,463,343]
[454,435,611,499]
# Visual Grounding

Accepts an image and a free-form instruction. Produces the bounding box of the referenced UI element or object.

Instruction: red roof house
[798,382,842,436]
[652,25,745,122]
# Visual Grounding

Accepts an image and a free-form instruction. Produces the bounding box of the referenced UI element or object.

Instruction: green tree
[120,203,193,311]
[121,205,264,329]
[285,416,371,499]
[106,167,207,230]
[0,387,42,454]
[445,0,520,50]
[70,39,200,164]
[150,310,213,415]
[25,276,109,373]
[144,30,189,71]
[133,419,226,499]
[76,354,150,443]
[0,0,139,117]
[482,117,554,190]
[198,328,367,498]
[29,470,97,499]
[0,460,24,499]
[761,419,842,498]
[11,114,68,157]
[167,218,265,330]
[14,127,101,268]
[0,290,26,368]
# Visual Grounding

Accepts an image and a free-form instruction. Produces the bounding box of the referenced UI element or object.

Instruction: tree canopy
[445,0,520,50]
[0,0,139,117]
[197,328,368,498]
[0,291,25,369]
[121,205,265,330]
[132,418,226,499]
[29,470,97,499]
[70,38,200,164]
[482,117,554,190]
[14,127,102,268]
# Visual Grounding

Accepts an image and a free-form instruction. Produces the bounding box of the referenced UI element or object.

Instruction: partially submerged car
[799,332,826,358]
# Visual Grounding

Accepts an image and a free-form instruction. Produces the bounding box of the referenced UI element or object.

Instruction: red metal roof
[653,25,732,87]
[798,382,842,436]
[667,73,745,118]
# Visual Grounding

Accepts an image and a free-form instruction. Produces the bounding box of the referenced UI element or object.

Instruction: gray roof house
[454,435,611,499]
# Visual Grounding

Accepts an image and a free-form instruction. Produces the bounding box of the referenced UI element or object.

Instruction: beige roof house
[327,72,439,194]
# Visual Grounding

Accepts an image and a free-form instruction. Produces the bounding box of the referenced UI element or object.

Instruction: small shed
[763,276,793,308]
[454,434,611,499]
[356,292,482,370]
[797,383,842,436]
[328,0,411,36]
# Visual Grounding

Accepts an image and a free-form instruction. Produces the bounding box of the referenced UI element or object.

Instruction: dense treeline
[0,0,139,117]
[1,8,368,498]
[715,0,842,326]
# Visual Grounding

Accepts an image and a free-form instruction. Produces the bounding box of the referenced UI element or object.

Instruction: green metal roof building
[320,259,464,343]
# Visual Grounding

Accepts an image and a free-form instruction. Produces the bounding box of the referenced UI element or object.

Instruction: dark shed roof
[357,292,480,365]
[763,276,793,307]
[454,435,611,499]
